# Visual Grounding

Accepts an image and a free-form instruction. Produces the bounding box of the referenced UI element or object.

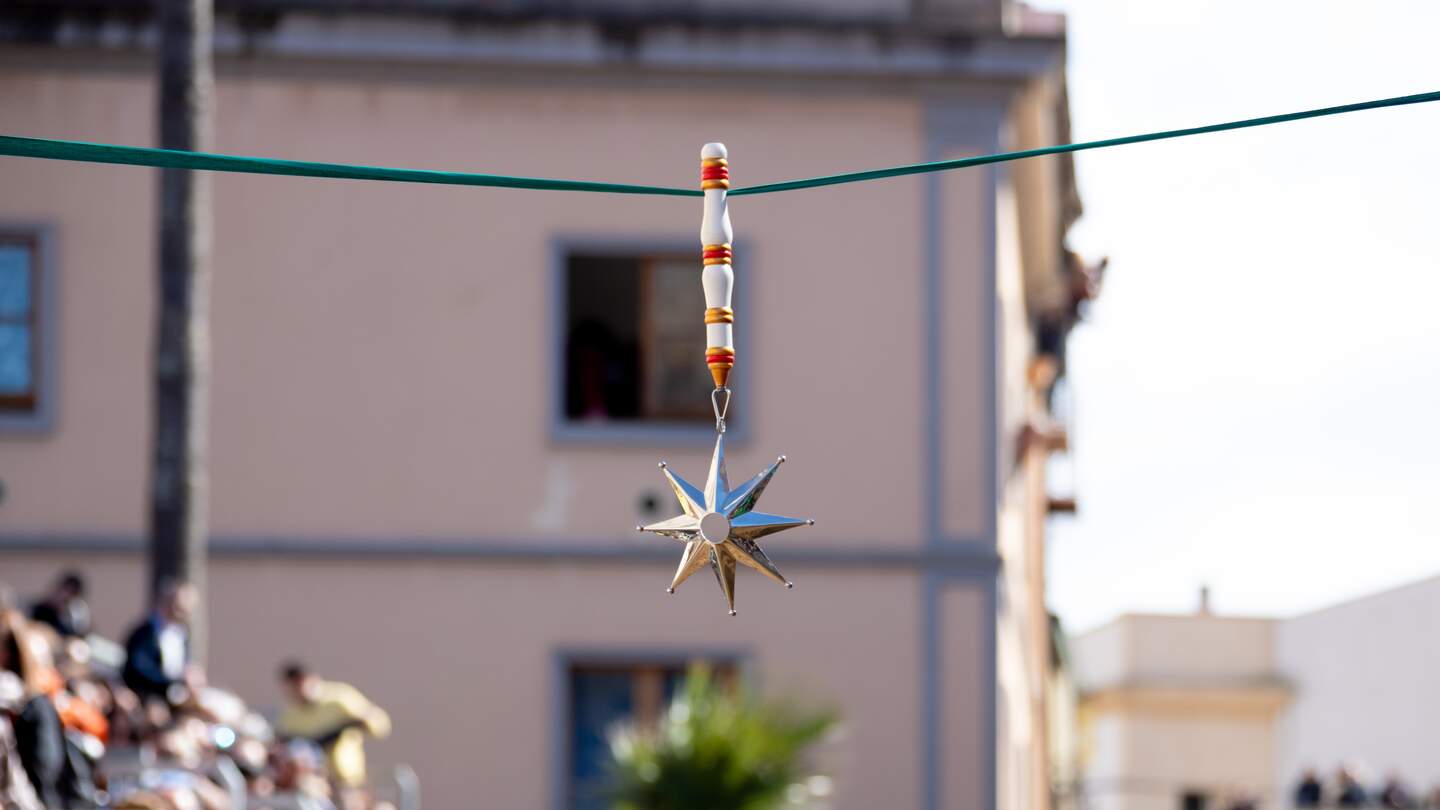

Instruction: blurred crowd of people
[0,572,395,810]
[1294,766,1440,809]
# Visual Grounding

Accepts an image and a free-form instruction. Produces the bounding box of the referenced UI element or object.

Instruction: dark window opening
[564,252,715,425]
[1181,790,1209,810]
[0,233,40,416]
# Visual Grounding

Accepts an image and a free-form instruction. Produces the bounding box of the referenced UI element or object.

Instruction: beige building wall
[0,65,931,545]
[0,12,1074,808]
[1072,615,1290,810]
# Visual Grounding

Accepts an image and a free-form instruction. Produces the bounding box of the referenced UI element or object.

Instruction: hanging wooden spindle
[700,142,734,389]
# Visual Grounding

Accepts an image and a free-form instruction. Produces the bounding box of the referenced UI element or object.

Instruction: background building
[1274,574,1440,805]
[1072,576,1440,810]
[0,0,1086,807]
[1070,610,1289,810]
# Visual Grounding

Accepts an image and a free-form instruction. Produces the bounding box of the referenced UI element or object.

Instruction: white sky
[1031,0,1440,632]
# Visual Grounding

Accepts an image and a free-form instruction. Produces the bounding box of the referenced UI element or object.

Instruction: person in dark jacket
[122,580,201,705]
[28,572,91,640]
[1294,768,1324,807]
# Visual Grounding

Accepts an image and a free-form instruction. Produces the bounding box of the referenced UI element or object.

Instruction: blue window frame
[0,226,54,432]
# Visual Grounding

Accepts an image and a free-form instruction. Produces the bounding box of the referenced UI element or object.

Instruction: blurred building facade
[1071,576,1440,810]
[0,0,1085,807]
[1069,613,1289,810]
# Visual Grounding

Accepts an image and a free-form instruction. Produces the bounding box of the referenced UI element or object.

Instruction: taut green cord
[0,135,701,197]
[729,89,1440,195]
[1,89,1437,196]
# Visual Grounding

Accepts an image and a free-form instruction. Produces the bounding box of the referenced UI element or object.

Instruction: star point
[637,432,810,614]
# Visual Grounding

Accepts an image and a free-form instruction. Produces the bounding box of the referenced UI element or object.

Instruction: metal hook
[711,386,731,434]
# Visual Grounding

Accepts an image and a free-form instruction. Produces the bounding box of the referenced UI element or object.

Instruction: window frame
[0,224,57,433]
[550,647,751,810]
[549,236,750,446]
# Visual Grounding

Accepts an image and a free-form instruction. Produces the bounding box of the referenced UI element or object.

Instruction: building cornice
[0,11,1063,83]
[1080,681,1292,719]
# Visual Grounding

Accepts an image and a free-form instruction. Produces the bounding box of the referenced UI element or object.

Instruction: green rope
[0,135,701,197]
[1,89,1437,196]
[729,89,1440,195]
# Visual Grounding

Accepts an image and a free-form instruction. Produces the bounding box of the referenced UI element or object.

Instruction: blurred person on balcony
[1337,765,1369,807]
[1294,768,1324,806]
[29,572,92,640]
[1379,773,1413,809]
[123,581,204,706]
[276,662,389,809]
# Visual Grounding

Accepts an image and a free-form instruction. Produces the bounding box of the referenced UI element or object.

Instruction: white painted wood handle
[700,142,734,389]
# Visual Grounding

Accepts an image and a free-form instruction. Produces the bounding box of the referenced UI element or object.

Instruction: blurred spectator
[1295,768,1324,806]
[104,683,148,749]
[1380,772,1412,809]
[123,580,203,705]
[0,671,43,810]
[56,676,110,748]
[23,623,109,755]
[277,662,390,808]
[29,572,92,640]
[1223,791,1257,810]
[4,574,404,809]
[1337,765,1368,807]
[0,611,67,807]
[22,627,101,807]
[269,739,337,808]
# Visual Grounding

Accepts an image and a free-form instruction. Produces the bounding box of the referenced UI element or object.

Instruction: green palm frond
[607,666,839,810]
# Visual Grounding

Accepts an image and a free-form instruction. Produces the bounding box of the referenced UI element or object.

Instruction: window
[561,250,719,430]
[566,659,738,810]
[0,228,51,430]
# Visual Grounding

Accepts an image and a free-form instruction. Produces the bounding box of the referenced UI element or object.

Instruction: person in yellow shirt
[276,661,390,805]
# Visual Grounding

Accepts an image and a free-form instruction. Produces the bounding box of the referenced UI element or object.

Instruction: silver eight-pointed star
[637,432,813,615]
